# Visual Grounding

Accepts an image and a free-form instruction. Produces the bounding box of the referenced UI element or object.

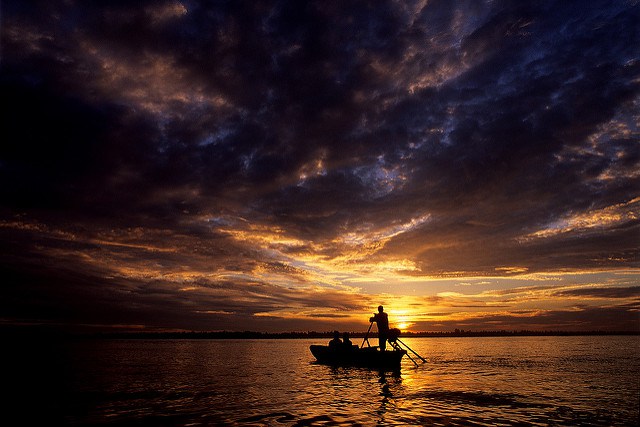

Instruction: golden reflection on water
[10,336,637,426]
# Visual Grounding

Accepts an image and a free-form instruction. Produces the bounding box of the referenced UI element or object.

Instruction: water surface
[6,336,639,426]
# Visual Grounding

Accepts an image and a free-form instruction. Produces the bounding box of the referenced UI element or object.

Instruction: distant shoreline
[83,330,640,339]
[2,328,638,340]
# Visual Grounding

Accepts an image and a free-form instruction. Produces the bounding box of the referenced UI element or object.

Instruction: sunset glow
[1,1,638,334]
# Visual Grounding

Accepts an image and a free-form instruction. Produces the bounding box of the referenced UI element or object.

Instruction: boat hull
[310,345,406,370]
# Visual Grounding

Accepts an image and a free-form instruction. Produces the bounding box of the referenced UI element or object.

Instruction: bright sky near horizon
[1,0,638,333]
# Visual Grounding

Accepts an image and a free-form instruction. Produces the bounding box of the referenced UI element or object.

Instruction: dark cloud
[1,0,639,331]
[0,253,372,333]
[554,286,640,299]
[414,306,640,333]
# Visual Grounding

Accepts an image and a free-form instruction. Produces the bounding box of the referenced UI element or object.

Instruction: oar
[391,340,419,366]
[404,350,419,367]
[361,321,373,348]
[396,338,427,363]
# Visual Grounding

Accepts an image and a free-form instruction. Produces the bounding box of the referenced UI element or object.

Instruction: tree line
[86,329,639,339]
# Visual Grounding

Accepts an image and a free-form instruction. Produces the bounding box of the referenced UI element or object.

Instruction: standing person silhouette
[369,305,389,351]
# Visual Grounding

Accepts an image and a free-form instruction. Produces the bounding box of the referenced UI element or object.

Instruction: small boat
[310,345,406,370]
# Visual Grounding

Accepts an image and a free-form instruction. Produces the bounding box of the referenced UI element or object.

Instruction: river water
[5,336,639,426]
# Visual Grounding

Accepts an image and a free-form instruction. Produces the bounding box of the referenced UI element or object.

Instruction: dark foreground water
[4,336,639,426]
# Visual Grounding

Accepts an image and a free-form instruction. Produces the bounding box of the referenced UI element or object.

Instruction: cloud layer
[1,0,638,331]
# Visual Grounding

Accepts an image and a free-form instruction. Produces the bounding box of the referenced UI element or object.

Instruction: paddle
[396,338,427,363]
[361,321,373,348]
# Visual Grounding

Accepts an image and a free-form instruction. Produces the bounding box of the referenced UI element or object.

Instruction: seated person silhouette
[342,332,353,349]
[328,330,342,349]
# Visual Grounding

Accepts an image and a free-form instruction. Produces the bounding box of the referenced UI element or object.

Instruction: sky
[1,0,639,333]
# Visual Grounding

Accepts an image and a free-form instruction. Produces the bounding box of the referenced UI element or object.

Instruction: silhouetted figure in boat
[328,330,342,349]
[342,332,353,349]
[370,305,389,351]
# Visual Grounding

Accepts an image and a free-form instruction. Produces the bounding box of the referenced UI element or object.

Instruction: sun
[391,309,415,332]
[396,321,413,331]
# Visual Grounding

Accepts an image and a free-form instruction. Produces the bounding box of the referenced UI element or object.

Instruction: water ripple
[5,336,637,426]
